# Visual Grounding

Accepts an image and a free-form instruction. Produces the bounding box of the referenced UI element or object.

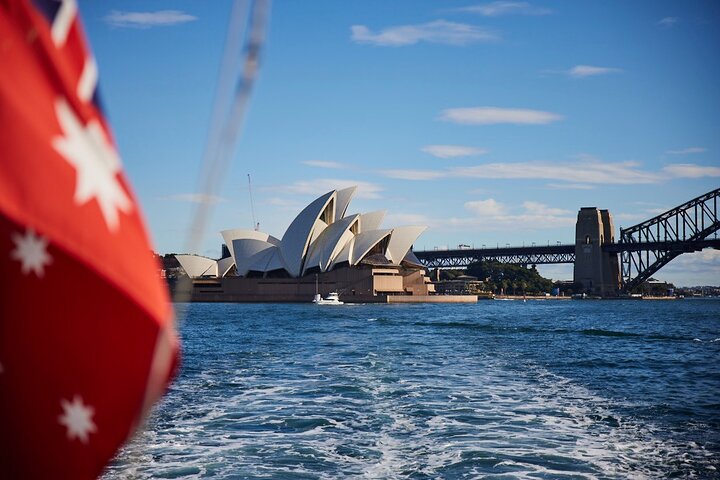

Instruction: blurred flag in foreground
[0,0,179,477]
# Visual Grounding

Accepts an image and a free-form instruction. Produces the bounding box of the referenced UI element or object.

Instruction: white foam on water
[103,331,717,479]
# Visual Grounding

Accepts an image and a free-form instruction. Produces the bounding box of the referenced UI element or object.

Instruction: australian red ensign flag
[0,0,179,477]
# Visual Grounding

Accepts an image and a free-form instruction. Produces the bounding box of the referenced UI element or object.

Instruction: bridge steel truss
[618,187,720,292]
[414,245,575,269]
[414,188,720,292]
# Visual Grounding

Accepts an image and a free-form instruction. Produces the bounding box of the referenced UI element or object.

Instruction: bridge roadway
[414,244,575,269]
[414,239,720,269]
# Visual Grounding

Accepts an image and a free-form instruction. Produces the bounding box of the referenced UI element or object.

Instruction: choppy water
[104,299,720,479]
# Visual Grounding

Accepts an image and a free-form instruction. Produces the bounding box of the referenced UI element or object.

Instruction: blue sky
[78,1,720,285]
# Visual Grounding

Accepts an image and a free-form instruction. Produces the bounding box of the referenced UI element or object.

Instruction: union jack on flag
[0,0,179,477]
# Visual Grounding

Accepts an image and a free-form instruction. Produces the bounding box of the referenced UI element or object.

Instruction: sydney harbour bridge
[414,188,720,295]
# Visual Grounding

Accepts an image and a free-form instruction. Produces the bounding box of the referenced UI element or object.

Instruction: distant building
[434,275,486,295]
[175,186,427,279]
[172,187,471,303]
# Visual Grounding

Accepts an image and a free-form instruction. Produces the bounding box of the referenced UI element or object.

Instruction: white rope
[174,0,271,302]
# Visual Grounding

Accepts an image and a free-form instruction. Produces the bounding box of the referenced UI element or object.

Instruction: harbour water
[104,299,720,479]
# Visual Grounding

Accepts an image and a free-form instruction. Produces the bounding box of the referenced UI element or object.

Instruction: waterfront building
[174,187,473,303]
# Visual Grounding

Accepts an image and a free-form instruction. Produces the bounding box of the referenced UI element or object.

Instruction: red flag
[0,0,179,477]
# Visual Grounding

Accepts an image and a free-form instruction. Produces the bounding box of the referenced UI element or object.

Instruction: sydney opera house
[174,187,459,303]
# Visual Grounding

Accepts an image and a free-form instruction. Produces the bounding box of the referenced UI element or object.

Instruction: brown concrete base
[176,265,445,303]
[387,295,477,303]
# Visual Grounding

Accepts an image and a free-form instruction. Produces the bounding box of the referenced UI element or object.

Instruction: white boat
[313,292,344,305]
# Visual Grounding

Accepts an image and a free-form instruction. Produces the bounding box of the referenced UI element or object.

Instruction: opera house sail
[173,187,472,303]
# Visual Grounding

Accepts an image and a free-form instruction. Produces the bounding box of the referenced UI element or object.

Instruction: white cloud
[663,163,720,178]
[382,200,575,237]
[421,145,488,158]
[440,107,563,125]
[266,197,304,211]
[546,183,595,190]
[658,17,679,28]
[567,65,622,78]
[283,179,383,199]
[302,160,347,169]
[350,20,499,46]
[665,147,706,155]
[521,201,570,216]
[451,160,661,184]
[163,193,225,204]
[448,212,575,230]
[658,249,720,287]
[378,160,663,185]
[380,169,446,180]
[464,198,507,216]
[457,2,552,16]
[104,10,197,28]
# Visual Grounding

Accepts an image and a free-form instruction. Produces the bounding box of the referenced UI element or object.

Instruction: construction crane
[247,174,259,231]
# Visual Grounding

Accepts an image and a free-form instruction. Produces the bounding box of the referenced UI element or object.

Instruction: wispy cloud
[381,169,446,181]
[440,107,563,125]
[163,193,225,204]
[351,20,499,46]
[546,183,595,190]
[457,198,575,230]
[658,17,679,28]
[378,159,663,185]
[266,197,305,212]
[282,179,383,199]
[456,2,552,16]
[663,163,720,178]
[104,10,197,28]
[567,65,622,78]
[465,198,507,216]
[449,213,576,230]
[421,145,488,158]
[660,249,720,286]
[665,147,706,155]
[452,161,660,184]
[302,160,347,169]
[521,201,570,216]
[385,200,575,234]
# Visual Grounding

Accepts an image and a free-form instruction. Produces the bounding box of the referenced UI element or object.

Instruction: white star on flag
[52,98,132,231]
[58,395,97,444]
[10,229,52,277]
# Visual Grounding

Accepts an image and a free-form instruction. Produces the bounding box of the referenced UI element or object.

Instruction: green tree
[466,261,553,295]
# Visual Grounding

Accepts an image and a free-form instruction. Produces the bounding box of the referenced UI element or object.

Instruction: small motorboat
[313,292,344,305]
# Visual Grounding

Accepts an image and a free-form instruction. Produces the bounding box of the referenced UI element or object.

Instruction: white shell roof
[231,238,278,277]
[221,228,280,263]
[247,246,285,273]
[351,229,392,266]
[402,250,424,267]
[176,254,218,278]
[335,186,357,219]
[386,226,427,264]
[329,236,355,269]
[303,214,360,275]
[217,256,235,277]
[280,190,336,277]
[179,186,427,279]
[359,210,386,232]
